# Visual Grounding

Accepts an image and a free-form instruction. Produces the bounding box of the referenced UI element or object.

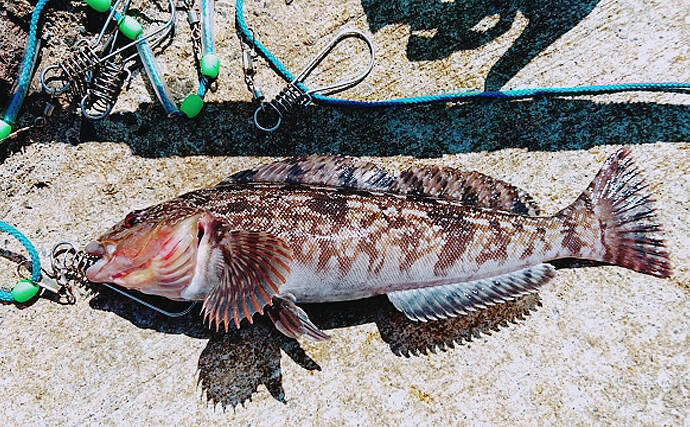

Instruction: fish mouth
[84,242,120,283]
[83,215,202,294]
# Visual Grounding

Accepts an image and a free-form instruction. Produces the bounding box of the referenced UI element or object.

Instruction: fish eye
[123,211,145,228]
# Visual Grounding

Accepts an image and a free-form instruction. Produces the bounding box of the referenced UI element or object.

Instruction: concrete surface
[0,0,688,424]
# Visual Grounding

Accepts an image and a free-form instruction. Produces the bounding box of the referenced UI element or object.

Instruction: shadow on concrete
[2,0,688,161]
[87,284,540,409]
[2,97,688,161]
[361,0,601,90]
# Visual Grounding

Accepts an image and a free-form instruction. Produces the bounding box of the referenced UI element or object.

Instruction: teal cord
[196,0,215,100]
[1,0,51,137]
[0,222,42,302]
[235,0,689,108]
[103,6,182,117]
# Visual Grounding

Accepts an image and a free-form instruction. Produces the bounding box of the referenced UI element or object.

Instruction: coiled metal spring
[272,83,312,116]
[50,241,98,285]
[40,40,101,99]
[254,83,311,132]
[81,57,128,120]
[250,30,375,132]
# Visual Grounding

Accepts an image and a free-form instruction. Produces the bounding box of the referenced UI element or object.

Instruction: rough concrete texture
[0,0,688,424]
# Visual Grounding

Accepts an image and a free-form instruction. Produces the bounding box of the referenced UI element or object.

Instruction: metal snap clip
[254,30,375,132]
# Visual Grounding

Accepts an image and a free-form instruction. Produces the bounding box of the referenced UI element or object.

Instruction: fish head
[84,206,211,296]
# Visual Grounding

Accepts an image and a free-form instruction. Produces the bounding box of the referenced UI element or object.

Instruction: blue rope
[2,0,51,125]
[137,38,182,117]
[104,6,182,117]
[0,222,42,302]
[235,0,689,108]
[195,0,216,100]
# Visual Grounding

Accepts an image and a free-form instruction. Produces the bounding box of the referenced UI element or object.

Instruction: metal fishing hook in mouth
[50,241,197,317]
[251,30,376,132]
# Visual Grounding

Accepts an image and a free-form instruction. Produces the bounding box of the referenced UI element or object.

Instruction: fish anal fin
[267,294,330,341]
[387,264,555,322]
[391,167,541,216]
[201,227,294,332]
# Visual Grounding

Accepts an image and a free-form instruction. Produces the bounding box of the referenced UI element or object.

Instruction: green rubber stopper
[12,279,40,303]
[200,53,220,79]
[85,0,111,13]
[180,94,204,118]
[0,120,11,141]
[118,16,143,40]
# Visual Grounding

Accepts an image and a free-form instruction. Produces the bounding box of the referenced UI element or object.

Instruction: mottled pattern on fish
[85,151,670,339]
[158,184,551,302]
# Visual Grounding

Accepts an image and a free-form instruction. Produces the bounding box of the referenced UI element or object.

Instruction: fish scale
[184,185,544,299]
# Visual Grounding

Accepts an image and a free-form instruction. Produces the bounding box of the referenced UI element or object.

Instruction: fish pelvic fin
[267,294,330,341]
[387,264,555,322]
[200,226,294,332]
[557,148,671,278]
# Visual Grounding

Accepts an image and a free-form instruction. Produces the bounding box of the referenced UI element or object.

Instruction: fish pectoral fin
[267,294,330,341]
[201,229,294,332]
[387,264,556,322]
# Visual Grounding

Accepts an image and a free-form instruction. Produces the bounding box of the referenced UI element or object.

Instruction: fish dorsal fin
[219,154,395,191]
[387,264,555,322]
[221,155,539,215]
[390,167,541,216]
[201,229,294,331]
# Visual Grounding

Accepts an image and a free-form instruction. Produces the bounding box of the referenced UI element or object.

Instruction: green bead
[0,120,11,141]
[11,279,40,303]
[180,94,204,118]
[85,0,111,12]
[118,16,143,40]
[200,54,220,79]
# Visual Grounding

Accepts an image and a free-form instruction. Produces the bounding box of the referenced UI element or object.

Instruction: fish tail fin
[557,148,670,278]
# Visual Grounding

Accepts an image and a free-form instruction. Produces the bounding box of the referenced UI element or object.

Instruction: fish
[84,149,670,341]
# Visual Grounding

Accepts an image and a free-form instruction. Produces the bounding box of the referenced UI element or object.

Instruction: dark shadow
[361,0,601,90]
[2,97,688,161]
[87,281,540,409]
[303,293,541,357]
[2,0,688,161]
[88,284,323,409]
[197,318,322,409]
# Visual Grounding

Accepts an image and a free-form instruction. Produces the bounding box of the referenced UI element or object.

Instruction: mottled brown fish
[85,149,670,340]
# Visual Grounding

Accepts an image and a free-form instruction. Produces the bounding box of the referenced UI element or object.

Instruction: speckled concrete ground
[0,0,688,425]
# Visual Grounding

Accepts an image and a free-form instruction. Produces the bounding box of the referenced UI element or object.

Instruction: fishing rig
[245,30,375,132]
[0,0,220,142]
[40,0,181,119]
[235,0,690,131]
[0,222,195,317]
